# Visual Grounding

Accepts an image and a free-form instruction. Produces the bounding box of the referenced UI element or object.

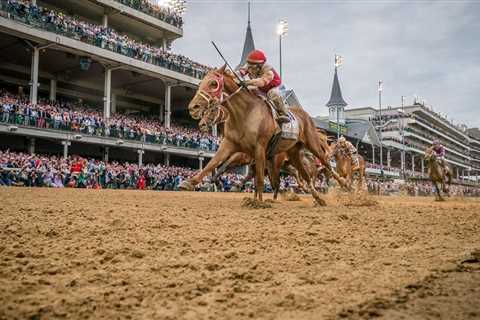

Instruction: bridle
[196,72,243,125]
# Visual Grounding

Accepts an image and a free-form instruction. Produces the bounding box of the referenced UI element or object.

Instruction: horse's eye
[208,80,219,91]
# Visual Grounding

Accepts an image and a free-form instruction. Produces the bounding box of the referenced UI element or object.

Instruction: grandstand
[0,0,212,169]
[315,63,480,182]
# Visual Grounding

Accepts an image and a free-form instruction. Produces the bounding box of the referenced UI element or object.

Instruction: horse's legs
[306,138,348,190]
[288,147,326,206]
[181,140,236,189]
[270,158,282,200]
[254,146,266,202]
[212,154,237,181]
[433,181,443,201]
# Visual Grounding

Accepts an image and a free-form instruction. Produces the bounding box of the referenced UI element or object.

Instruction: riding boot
[272,96,290,124]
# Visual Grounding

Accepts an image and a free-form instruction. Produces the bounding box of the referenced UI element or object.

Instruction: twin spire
[237,1,255,69]
[326,66,348,107]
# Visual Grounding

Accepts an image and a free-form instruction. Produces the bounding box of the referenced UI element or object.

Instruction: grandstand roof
[326,68,348,107]
[236,2,255,69]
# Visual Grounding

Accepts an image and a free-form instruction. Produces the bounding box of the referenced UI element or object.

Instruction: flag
[334,54,343,68]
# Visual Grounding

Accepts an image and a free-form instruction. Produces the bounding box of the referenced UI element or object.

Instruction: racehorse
[424,147,452,201]
[179,65,347,205]
[328,142,366,191]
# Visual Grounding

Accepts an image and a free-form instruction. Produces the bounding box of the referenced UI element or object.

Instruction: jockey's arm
[244,70,274,88]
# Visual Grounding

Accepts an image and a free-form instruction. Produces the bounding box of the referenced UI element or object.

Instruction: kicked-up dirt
[0,188,479,320]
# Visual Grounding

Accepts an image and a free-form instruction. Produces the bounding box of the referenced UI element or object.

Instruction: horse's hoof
[314,198,327,206]
[179,180,194,191]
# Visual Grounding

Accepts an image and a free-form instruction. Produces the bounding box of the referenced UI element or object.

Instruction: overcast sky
[174,0,480,128]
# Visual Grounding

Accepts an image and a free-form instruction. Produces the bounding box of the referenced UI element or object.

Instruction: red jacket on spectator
[137,175,146,190]
[70,161,83,173]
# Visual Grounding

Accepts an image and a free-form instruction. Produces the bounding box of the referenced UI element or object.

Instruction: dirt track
[1,188,479,320]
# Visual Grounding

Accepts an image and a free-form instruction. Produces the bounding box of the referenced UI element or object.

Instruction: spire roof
[236,2,255,69]
[326,67,348,107]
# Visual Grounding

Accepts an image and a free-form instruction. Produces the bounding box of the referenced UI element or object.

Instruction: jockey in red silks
[239,49,290,124]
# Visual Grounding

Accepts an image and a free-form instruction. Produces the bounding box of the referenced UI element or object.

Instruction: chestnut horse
[179,65,346,205]
[328,142,366,191]
[424,147,452,201]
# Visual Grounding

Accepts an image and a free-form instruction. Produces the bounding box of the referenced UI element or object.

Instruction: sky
[174,0,480,128]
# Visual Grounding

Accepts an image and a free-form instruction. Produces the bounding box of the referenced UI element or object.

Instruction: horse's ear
[217,64,227,73]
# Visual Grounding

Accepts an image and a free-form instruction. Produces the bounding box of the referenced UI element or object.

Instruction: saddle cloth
[262,97,299,140]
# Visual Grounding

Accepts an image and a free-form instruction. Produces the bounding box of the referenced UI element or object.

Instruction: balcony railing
[0,112,218,152]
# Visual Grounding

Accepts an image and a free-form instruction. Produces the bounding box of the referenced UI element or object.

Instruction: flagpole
[378,81,383,176]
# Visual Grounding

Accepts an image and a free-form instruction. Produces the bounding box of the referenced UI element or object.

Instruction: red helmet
[247,50,267,64]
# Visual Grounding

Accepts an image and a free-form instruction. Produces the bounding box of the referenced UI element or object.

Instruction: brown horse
[424,147,452,201]
[328,142,366,191]
[179,65,346,205]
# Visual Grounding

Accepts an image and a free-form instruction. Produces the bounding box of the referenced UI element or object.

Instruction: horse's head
[424,147,435,162]
[188,64,228,131]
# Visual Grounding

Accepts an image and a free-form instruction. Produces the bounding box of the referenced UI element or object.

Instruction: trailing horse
[328,142,366,191]
[424,147,452,201]
[179,65,347,206]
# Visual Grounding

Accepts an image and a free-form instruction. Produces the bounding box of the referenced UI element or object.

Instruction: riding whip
[211,41,246,87]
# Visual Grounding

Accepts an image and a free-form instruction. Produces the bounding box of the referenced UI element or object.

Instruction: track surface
[1,188,479,320]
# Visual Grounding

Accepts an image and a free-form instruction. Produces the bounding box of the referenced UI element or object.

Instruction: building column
[28,138,35,155]
[30,47,40,105]
[111,93,117,115]
[411,155,415,172]
[159,104,164,123]
[104,68,112,119]
[387,149,391,168]
[102,14,108,27]
[104,147,109,162]
[456,167,459,179]
[212,124,218,137]
[164,84,172,128]
[49,79,57,101]
[61,140,71,159]
[401,151,405,174]
[421,159,425,174]
[162,38,168,51]
[371,145,375,165]
[199,157,204,170]
[164,153,170,166]
[138,149,145,167]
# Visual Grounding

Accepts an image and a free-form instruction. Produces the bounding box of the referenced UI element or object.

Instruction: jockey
[239,49,290,124]
[332,136,360,171]
[432,139,447,168]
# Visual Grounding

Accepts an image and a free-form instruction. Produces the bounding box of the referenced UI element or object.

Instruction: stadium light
[277,19,288,79]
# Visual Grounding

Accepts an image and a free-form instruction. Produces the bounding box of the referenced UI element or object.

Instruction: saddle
[255,93,299,140]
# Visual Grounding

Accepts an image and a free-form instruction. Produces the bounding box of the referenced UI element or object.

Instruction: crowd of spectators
[1,150,479,197]
[0,0,209,79]
[114,0,183,28]
[0,91,220,151]
[0,150,197,190]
